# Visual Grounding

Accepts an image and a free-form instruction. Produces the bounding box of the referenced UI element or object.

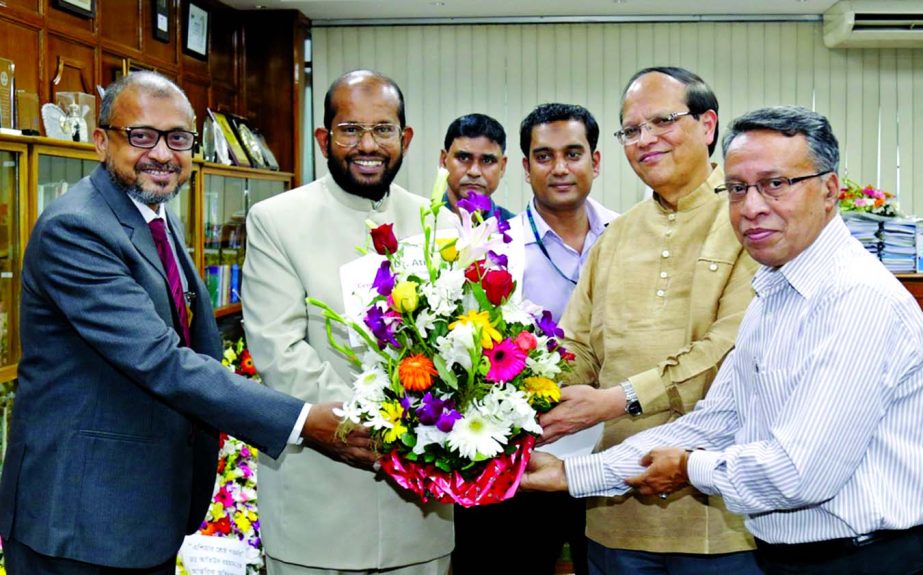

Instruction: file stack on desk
[879,218,917,273]
[841,212,882,257]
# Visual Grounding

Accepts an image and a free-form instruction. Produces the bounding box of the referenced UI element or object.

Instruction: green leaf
[433,354,458,390]
[401,432,416,448]
[435,459,452,473]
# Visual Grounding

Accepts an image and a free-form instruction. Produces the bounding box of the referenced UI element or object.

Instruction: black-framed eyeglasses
[614,111,694,145]
[716,171,833,203]
[100,125,197,151]
[332,122,402,148]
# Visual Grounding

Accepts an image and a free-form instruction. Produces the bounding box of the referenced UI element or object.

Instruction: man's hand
[519,452,569,492]
[625,447,690,497]
[301,402,378,469]
[538,384,626,445]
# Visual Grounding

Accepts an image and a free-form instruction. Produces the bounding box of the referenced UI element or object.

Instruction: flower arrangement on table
[178,338,264,575]
[308,169,572,507]
[839,178,899,217]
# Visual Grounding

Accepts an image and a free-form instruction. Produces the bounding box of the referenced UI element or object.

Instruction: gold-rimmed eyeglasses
[332,122,402,148]
[614,111,693,146]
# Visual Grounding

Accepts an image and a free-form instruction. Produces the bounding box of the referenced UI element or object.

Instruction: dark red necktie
[148,218,192,346]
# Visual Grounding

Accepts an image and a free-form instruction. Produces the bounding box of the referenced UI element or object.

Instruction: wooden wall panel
[4,0,40,15]
[141,0,178,68]
[46,34,96,102]
[44,0,95,39]
[100,0,142,54]
[0,19,41,98]
[208,7,238,93]
[181,75,210,134]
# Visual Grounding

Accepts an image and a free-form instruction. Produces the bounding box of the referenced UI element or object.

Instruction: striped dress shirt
[565,214,923,544]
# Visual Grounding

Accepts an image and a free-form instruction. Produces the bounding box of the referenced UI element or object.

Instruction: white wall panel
[313,22,923,215]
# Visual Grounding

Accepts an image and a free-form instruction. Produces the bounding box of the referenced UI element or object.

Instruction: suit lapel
[90,167,167,280]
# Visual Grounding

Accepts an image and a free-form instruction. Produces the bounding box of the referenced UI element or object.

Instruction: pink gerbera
[484,338,527,382]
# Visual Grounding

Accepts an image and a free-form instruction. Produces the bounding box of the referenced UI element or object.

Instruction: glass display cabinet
[0,137,27,470]
[198,163,292,315]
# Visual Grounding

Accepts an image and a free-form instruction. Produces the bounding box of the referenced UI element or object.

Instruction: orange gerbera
[399,354,438,391]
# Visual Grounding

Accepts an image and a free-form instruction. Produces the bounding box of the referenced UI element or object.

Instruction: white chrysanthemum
[353,366,390,401]
[447,410,509,460]
[436,322,477,371]
[501,297,544,327]
[421,269,465,316]
[527,349,563,379]
[413,424,450,455]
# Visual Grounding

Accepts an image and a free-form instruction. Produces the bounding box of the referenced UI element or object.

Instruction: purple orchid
[416,392,462,432]
[372,260,395,296]
[536,310,565,339]
[364,305,401,349]
[487,250,508,269]
[457,192,492,214]
[496,216,513,243]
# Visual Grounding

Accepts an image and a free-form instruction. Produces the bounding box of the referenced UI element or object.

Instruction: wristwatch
[621,381,642,416]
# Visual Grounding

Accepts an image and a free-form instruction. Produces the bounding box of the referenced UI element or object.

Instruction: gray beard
[107,164,183,206]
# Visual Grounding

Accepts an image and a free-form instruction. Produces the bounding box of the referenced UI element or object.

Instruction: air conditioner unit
[824,0,923,48]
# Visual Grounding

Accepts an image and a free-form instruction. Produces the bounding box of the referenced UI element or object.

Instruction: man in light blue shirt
[523,106,923,575]
[452,103,616,575]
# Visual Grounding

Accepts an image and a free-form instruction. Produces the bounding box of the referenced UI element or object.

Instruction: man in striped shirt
[523,106,923,575]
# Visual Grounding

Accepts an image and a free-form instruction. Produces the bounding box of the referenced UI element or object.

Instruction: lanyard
[526,204,577,286]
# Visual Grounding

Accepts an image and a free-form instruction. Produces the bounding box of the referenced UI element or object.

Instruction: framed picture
[208,109,251,168]
[54,0,96,18]
[253,130,280,171]
[153,0,170,43]
[184,2,209,60]
[231,117,268,169]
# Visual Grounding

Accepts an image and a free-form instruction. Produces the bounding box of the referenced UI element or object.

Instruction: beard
[326,141,403,201]
[107,158,187,206]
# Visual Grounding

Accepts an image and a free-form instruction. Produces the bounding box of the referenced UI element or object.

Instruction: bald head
[323,69,406,130]
[100,71,195,127]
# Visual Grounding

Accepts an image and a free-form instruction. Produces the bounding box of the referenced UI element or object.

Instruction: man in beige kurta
[539,67,760,573]
[242,70,453,575]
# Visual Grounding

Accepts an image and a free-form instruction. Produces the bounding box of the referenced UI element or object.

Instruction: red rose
[370,223,398,255]
[482,269,514,305]
[465,259,487,283]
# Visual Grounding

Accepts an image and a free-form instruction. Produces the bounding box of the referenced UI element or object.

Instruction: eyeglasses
[716,171,833,203]
[332,122,402,148]
[100,125,197,151]
[614,111,693,145]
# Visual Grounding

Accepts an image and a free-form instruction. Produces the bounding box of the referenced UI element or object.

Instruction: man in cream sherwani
[242,70,453,574]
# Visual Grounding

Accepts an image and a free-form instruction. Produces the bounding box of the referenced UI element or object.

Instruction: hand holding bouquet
[308,170,573,506]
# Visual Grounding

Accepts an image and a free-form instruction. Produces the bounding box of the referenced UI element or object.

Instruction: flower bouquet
[839,178,899,217]
[308,170,572,507]
[178,338,264,575]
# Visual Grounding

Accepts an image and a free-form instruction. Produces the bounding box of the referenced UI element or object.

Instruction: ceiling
[219,0,840,24]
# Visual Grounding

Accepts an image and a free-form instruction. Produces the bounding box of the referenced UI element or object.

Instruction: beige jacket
[242,175,454,569]
[560,167,759,553]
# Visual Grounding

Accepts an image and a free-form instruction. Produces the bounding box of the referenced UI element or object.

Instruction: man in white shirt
[523,106,923,575]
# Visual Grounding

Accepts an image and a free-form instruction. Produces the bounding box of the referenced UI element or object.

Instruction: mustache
[135,161,182,173]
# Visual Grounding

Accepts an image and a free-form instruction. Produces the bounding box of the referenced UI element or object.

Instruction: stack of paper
[841,212,882,256]
[880,218,917,273]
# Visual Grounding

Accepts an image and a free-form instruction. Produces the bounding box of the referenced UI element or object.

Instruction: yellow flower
[234,510,252,533]
[523,377,561,403]
[380,401,408,443]
[450,310,502,349]
[437,238,459,262]
[391,281,419,313]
